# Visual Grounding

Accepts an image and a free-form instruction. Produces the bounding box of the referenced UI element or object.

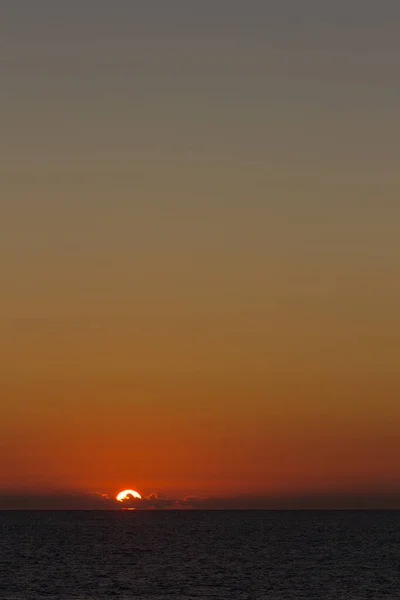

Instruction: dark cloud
[0,492,115,511]
[177,493,400,510]
[0,491,173,511]
[118,493,173,510]
[0,491,399,510]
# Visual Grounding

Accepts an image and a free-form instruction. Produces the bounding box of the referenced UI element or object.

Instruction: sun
[116,489,142,502]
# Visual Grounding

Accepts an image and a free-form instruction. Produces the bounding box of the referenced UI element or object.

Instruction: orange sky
[1,2,400,504]
[2,362,399,498]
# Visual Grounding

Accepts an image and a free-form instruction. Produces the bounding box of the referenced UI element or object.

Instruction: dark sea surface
[0,510,399,599]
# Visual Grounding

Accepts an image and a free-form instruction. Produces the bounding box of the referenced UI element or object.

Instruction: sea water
[0,510,398,599]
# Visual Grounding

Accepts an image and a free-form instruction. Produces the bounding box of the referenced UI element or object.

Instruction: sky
[1,0,399,508]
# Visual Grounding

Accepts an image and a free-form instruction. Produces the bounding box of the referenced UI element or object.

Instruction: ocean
[0,510,398,599]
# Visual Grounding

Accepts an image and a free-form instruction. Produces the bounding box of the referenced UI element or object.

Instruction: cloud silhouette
[0,491,179,511]
[0,492,115,510]
[0,491,399,510]
[117,493,173,510]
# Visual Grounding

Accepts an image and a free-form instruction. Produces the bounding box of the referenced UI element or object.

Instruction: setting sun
[116,489,142,502]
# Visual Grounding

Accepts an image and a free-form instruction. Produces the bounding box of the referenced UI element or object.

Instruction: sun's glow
[116,489,142,502]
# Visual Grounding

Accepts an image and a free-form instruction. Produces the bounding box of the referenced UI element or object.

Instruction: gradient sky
[1,1,399,505]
